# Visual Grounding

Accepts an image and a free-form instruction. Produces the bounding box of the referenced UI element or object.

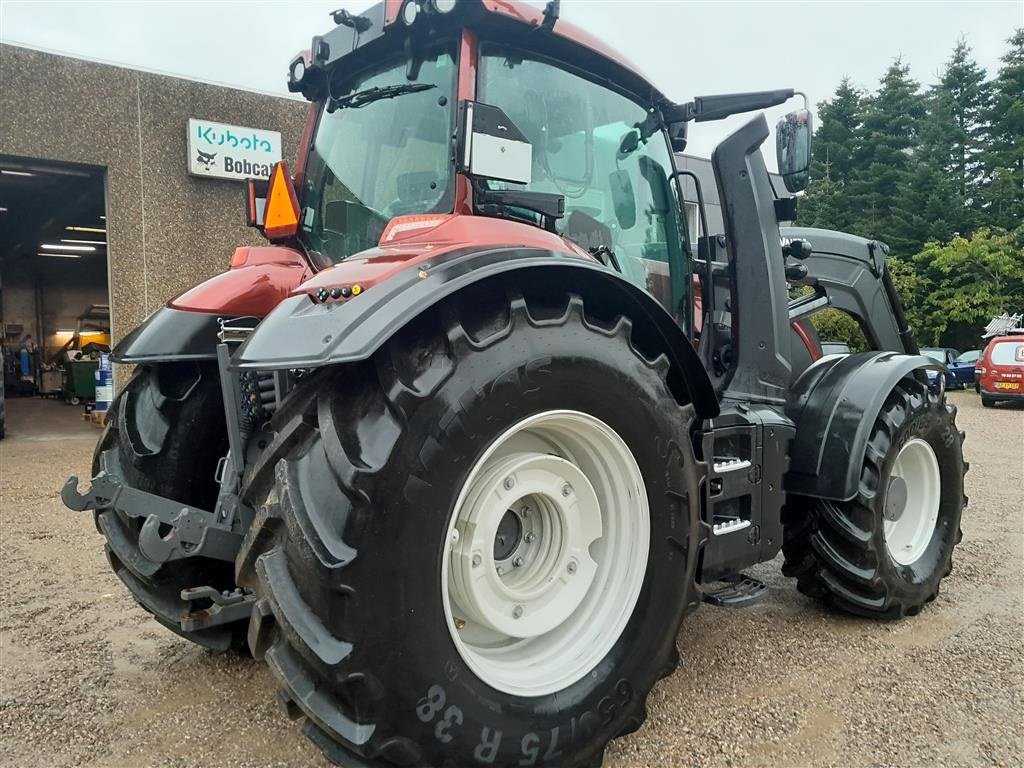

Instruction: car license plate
[995,382,1019,390]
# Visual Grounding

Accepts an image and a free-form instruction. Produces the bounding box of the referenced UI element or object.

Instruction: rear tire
[236,291,702,767]
[782,375,965,618]
[93,362,246,651]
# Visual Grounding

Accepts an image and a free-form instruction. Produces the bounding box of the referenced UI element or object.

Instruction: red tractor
[64,2,966,765]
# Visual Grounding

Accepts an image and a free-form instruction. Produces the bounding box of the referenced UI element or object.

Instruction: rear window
[989,341,1024,365]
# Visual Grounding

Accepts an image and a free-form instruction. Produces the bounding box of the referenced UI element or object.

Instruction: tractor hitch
[179,586,256,632]
[62,470,243,565]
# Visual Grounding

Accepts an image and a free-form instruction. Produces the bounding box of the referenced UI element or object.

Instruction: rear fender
[785,351,945,501]
[233,247,720,419]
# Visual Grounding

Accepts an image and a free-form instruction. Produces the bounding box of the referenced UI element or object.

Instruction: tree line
[797,30,1024,352]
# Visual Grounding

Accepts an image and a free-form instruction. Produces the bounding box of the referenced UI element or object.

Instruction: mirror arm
[665,89,796,124]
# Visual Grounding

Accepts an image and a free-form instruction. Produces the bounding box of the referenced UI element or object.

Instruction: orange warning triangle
[263,161,300,240]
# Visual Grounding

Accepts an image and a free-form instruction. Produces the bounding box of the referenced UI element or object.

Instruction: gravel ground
[1,392,1021,768]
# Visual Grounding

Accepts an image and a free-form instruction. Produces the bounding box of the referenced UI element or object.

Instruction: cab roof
[291,0,669,110]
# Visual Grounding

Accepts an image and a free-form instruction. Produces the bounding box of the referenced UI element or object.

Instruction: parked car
[949,349,982,390]
[820,340,852,356]
[977,335,1024,407]
[921,346,961,389]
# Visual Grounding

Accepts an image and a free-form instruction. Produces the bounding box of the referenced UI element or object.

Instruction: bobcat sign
[187,118,282,181]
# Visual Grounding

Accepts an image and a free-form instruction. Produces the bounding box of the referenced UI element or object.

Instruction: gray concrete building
[0,44,307,362]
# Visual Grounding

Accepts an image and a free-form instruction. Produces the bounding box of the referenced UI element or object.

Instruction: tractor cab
[249,0,809,341]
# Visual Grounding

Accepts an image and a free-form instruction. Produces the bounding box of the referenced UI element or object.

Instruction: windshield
[955,350,981,364]
[298,46,456,265]
[478,46,687,314]
[922,348,947,363]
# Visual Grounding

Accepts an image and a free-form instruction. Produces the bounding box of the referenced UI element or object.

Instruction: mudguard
[113,246,311,364]
[234,246,720,419]
[785,351,944,501]
[112,306,226,364]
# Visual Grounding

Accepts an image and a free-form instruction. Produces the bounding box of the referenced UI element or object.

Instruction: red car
[977,334,1024,407]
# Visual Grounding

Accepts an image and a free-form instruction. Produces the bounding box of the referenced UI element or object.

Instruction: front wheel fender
[785,351,946,501]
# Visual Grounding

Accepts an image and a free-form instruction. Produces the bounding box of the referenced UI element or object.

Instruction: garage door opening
[0,155,110,440]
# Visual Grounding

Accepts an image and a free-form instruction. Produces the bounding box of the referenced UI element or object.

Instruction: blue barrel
[94,353,113,412]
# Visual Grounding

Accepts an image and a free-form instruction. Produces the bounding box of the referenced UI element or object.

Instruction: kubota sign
[187,118,282,181]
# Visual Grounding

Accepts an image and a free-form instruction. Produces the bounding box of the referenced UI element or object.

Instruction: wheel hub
[883,475,908,522]
[883,438,941,566]
[449,452,601,639]
[441,410,649,697]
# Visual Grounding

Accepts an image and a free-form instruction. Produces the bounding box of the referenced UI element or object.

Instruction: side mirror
[457,101,532,185]
[775,109,812,193]
[246,161,300,240]
[245,177,268,227]
[608,170,636,230]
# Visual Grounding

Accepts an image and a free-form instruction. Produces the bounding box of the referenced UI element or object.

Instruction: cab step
[701,573,769,608]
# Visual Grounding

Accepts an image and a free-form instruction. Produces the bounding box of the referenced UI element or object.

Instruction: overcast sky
[1,1,1020,160]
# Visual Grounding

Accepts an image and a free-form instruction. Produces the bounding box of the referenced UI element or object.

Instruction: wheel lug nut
[496,565,505,576]
[567,559,578,575]
[562,483,573,497]
[513,556,525,568]
[524,532,536,543]
[504,476,515,490]
[520,506,530,518]
[512,605,524,619]
[472,553,482,568]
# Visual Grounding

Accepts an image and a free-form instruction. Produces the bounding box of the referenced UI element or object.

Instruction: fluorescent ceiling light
[1,169,34,177]
[41,243,96,252]
[79,330,105,337]
[61,238,107,245]
[65,226,106,233]
[37,252,81,258]
[0,207,7,212]
[56,329,75,334]
[100,215,106,220]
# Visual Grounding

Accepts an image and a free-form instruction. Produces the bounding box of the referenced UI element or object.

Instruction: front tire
[93,362,245,651]
[783,375,965,618]
[236,291,702,767]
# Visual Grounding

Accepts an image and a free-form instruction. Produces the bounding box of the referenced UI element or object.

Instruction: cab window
[478,46,687,314]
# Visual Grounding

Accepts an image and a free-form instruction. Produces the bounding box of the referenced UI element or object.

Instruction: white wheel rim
[883,438,941,566]
[442,410,649,697]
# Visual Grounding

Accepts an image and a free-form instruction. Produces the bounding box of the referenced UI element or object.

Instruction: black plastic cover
[712,115,792,404]
[112,306,226,364]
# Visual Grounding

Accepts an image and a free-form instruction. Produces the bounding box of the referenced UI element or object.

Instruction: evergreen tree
[847,59,928,255]
[983,28,1024,229]
[931,40,990,203]
[908,39,991,241]
[798,78,863,231]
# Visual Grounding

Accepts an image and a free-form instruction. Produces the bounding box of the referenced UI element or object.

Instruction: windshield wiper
[328,83,436,112]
